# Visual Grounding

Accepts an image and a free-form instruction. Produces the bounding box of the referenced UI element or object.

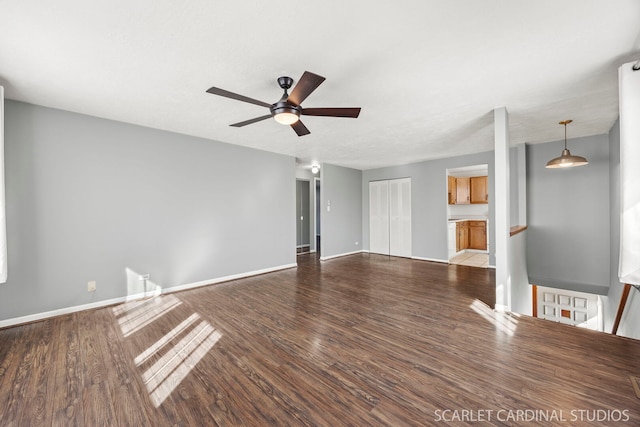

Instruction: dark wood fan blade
[301,107,361,118]
[230,114,272,127]
[287,71,326,106]
[291,120,310,136]
[206,87,272,108]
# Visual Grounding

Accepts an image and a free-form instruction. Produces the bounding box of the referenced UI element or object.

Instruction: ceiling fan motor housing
[271,101,301,118]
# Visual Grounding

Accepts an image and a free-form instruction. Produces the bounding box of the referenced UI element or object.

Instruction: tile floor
[449,251,489,268]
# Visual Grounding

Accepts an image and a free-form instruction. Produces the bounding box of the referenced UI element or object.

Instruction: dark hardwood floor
[1,253,639,426]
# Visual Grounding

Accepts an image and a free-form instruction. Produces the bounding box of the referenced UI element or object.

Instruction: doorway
[446,164,489,268]
[296,179,311,254]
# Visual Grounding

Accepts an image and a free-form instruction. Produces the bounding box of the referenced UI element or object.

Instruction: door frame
[313,177,320,255]
[296,179,311,254]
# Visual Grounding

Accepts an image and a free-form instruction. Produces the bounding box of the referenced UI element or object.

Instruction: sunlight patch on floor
[113,291,222,408]
[115,295,182,337]
[142,319,222,407]
[134,313,201,366]
[470,299,518,336]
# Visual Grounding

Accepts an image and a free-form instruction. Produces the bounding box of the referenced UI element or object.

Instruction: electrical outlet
[87,281,96,292]
[355,241,359,246]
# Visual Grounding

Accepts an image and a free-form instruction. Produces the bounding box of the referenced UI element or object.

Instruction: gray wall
[510,231,530,315]
[509,145,530,315]
[321,163,362,258]
[362,151,495,263]
[604,118,640,338]
[605,119,624,330]
[1,101,296,321]
[609,118,621,290]
[509,147,520,226]
[526,134,610,294]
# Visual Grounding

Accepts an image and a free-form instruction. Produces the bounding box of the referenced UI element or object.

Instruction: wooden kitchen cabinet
[456,221,469,252]
[455,177,470,205]
[469,220,487,250]
[470,176,488,204]
[449,175,488,205]
[456,220,487,251]
[447,176,457,204]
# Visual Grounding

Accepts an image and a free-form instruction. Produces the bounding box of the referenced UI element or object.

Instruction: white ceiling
[2,1,639,170]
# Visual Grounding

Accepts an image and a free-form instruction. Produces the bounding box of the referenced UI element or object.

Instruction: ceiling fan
[206,71,361,136]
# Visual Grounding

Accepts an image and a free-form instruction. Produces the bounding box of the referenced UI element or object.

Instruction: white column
[618,62,640,286]
[494,107,510,311]
[0,87,6,283]
[517,143,527,226]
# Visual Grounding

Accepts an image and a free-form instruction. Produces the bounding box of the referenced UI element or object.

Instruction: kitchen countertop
[448,217,489,222]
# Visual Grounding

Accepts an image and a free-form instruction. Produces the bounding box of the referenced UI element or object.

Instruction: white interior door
[389,178,412,257]
[369,181,389,255]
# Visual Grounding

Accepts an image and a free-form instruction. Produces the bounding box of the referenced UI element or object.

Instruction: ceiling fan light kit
[545,119,589,169]
[273,110,300,125]
[206,71,361,136]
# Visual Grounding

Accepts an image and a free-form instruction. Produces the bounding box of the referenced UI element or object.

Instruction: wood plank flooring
[1,253,640,426]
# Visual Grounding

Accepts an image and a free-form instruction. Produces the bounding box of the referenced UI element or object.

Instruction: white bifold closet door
[389,178,412,257]
[369,180,390,255]
[369,178,411,257]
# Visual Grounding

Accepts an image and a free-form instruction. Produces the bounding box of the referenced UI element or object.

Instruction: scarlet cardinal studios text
[433,409,630,423]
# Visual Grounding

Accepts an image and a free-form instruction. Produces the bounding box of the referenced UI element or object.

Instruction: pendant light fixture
[545,120,588,168]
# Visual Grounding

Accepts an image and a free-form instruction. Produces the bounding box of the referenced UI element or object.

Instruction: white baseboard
[412,256,449,264]
[0,262,297,329]
[296,250,317,256]
[161,263,297,294]
[0,295,144,329]
[357,253,447,264]
[320,250,364,261]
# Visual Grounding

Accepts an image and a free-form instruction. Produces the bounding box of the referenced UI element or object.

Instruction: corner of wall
[604,116,621,333]
[321,163,363,259]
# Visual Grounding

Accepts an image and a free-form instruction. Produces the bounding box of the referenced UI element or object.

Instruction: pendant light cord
[559,119,572,149]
